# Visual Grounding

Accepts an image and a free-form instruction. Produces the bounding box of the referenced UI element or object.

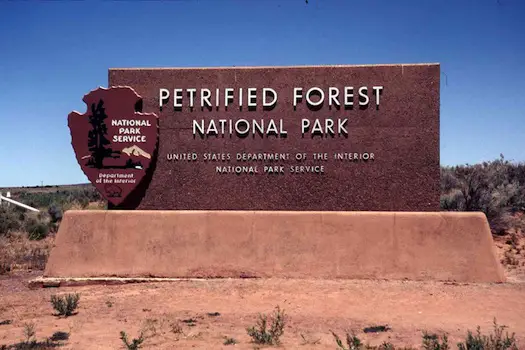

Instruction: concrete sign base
[44,210,505,283]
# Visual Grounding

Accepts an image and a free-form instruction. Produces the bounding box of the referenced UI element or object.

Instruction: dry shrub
[441,155,525,234]
[0,232,52,274]
[62,200,105,211]
[86,201,106,210]
[63,201,86,211]
[247,306,286,345]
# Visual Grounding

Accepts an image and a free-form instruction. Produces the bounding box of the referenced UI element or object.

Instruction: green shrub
[457,319,518,350]
[0,207,22,235]
[441,155,525,233]
[119,319,158,349]
[422,331,450,350]
[26,221,49,241]
[331,330,362,350]
[120,331,145,350]
[50,293,80,317]
[47,204,63,223]
[0,206,51,239]
[246,306,286,345]
[331,331,409,350]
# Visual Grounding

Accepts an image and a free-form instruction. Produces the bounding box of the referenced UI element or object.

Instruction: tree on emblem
[86,100,115,169]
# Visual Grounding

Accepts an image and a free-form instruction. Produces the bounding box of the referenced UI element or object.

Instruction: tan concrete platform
[44,210,505,282]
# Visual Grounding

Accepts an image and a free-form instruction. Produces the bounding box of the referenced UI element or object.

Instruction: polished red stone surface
[68,87,159,205]
[108,64,439,211]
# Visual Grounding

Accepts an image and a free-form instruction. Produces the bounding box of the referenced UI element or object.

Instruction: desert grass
[0,232,52,274]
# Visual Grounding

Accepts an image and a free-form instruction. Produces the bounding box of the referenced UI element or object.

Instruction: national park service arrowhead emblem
[68,86,159,206]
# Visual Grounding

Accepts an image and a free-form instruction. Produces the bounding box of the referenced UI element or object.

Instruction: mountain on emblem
[68,86,159,206]
[121,145,151,159]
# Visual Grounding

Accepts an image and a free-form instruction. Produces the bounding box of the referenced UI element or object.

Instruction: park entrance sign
[70,64,440,210]
[44,64,505,283]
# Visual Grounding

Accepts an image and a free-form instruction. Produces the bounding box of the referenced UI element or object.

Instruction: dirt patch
[494,232,525,282]
[1,273,524,349]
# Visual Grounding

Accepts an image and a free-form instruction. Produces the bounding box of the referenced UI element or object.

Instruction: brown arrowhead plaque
[68,86,159,205]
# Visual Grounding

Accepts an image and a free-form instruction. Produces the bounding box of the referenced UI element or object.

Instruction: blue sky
[0,0,524,187]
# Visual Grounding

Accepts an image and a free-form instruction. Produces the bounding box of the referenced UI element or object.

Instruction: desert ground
[1,267,525,349]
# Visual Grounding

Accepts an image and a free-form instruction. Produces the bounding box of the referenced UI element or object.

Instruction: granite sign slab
[76,63,440,210]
